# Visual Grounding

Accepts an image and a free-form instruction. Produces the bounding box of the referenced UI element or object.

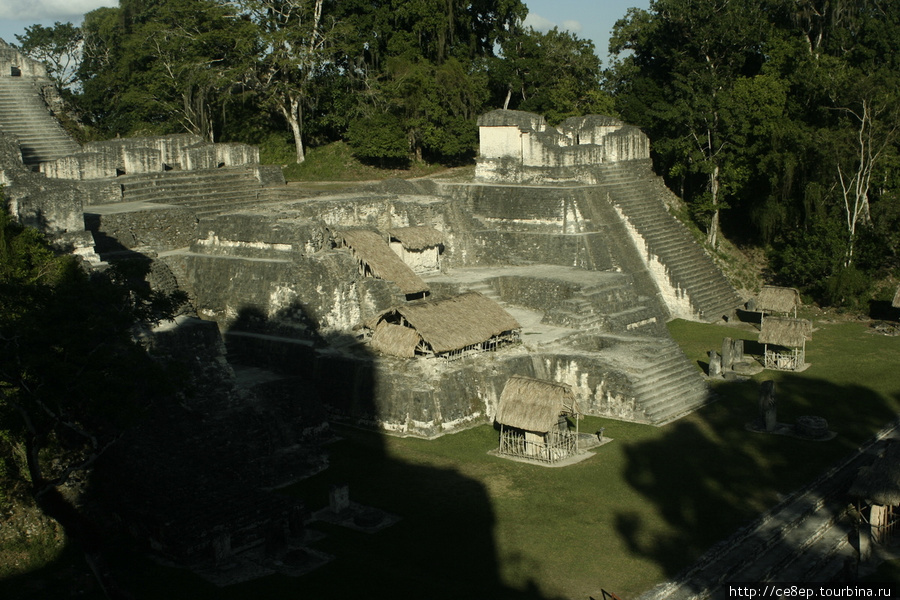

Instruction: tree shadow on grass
[8,297,560,600]
[615,375,900,593]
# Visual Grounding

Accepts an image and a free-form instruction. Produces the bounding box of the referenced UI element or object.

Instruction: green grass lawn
[3,318,900,599]
[267,141,453,182]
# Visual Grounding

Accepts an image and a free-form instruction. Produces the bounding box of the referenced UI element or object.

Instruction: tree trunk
[707,163,720,248]
[280,96,305,164]
[14,400,126,598]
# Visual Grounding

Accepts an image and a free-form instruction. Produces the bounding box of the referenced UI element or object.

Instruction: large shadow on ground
[3,294,560,599]
[615,370,900,593]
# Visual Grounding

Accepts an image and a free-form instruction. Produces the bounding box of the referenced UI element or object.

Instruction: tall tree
[0,202,185,591]
[79,0,257,140]
[609,0,900,306]
[230,0,341,163]
[336,0,526,163]
[490,27,612,124]
[15,22,83,93]
[610,0,773,248]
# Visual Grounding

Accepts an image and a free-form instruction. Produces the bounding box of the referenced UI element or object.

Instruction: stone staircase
[601,336,711,425]
[462,271,665,338]
[594,161,743,322]
[119,168,274,217]
[461,276,706,425]
[636,426,900,600]
[548,280,666,337]
[0,76,80,167]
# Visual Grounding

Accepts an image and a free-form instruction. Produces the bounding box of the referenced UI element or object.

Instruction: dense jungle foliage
[12,0,900,307]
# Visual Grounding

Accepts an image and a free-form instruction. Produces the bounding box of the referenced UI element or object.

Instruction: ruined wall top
[0,38,48,79]
[475,109,650,185]
[476,109,549,131]
[39,135,262,180]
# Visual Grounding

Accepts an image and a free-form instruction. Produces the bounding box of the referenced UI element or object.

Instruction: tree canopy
[609,0,900,306]
[0,202,184,536]
[19,0,611,165]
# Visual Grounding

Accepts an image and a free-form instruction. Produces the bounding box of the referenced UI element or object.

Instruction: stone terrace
[0,75,80,168]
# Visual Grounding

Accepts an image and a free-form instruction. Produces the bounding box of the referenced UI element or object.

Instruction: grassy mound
[260,138,452,182]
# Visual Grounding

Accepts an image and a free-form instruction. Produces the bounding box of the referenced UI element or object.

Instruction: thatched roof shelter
[758,317,812,348]
[850,443,900,506]
[757,285,801,315]
[369,321,421,358]
[495,376,578,434]
[337,229,429,296]
[367,292,520,357]
[893,285,900,309]
[387,226,444,251]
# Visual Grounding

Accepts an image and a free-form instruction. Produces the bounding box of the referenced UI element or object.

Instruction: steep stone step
[772,506,852,582]
[0,76,80,166]
[726,498,845,584]
[119,169,266,215]
[597,338,710,425]
[593,166,743,322]
[635,426,894,600]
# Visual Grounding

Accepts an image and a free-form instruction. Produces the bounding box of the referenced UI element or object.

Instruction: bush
[346,113,409,164]
[258,133,297,166]
[823,264,872,309]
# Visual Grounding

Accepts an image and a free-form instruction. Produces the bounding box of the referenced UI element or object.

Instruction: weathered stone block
[709,350,722,377]
[721,337,734,370]
[329,484,350,514]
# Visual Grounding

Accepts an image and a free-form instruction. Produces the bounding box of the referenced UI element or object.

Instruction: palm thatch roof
[337,229,429,296]
[893,285,900,309]
[850,443,900,505]
[758,316,812,348]
[757,285,801,314]
[369,321,420,358]
[387,226,444,251]
[495,376,578,433]
[367,292,520,355]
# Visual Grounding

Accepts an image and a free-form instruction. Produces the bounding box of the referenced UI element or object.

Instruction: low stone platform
[487,432,613,467]
[311,501,401,533]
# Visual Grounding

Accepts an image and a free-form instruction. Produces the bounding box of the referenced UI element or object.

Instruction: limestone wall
[168,249,401,339]
[5,178,84,233]
[389,242,441,273]
[298,344,645,437]
[40,136,261,180]
[85,206,201,253]
[475,109,650,184]
[0,40,46,78]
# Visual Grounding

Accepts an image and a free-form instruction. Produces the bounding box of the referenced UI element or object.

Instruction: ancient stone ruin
[747,379,834,441]
[0,39,748,581]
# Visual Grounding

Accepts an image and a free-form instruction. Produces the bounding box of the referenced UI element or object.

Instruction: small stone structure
[759,316,812,371]
[366,292,521,360]
[387,225,443,273]
[312,483,400,533]
[709,337,758,379]
[476,109,650,184]
[40,135,261,180]
[708,350,722,377]
[747,379,834,441]
[495,375,580,464]
[758,380,777,432]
